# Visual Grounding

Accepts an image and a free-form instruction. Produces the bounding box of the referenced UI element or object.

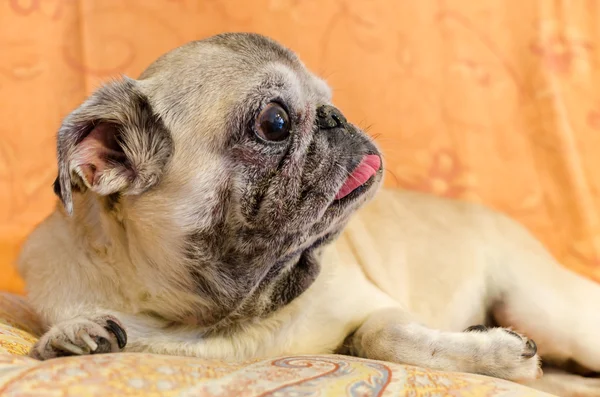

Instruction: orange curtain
[2,0,600,294]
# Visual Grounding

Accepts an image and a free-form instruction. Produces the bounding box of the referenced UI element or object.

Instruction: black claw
[522,339,537,358]
[504,329,522,339]
[105,319,127,349]
[464,325,488,333]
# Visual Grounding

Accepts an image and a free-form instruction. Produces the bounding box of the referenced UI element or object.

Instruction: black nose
[316,105,347,129]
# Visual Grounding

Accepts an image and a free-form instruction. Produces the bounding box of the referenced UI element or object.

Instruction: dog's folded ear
[54,77,173,215]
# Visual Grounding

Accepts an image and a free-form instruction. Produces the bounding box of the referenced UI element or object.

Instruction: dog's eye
[255,103,290,142]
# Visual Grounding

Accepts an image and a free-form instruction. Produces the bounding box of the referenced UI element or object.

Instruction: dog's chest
[225,249,393,359]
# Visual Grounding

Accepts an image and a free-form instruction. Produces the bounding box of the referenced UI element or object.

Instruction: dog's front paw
[30,315,127,360]
[464,325,542,381]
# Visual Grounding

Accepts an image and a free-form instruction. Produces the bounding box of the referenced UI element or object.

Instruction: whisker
[384,168,401,187]
[334,162,362,186]
[369,132,382,141]
[360,123,375,134]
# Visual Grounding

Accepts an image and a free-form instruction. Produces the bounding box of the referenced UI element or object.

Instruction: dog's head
[54,33,383,328]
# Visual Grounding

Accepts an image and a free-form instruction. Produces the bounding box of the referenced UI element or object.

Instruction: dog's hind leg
[485,212,600,374]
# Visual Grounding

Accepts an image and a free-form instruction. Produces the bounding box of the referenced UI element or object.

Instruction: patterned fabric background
[2,0,600,292]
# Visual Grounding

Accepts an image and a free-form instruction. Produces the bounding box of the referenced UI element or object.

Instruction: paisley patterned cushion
[0,293,551,396]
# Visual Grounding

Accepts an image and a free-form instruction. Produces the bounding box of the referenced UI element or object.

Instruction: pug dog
[18,33,600,396]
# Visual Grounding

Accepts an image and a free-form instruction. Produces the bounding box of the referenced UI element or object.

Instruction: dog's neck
[65,191,330,330]
[68,194,129,261]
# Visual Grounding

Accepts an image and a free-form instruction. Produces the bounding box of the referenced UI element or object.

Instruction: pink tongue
[335,155,381,200]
